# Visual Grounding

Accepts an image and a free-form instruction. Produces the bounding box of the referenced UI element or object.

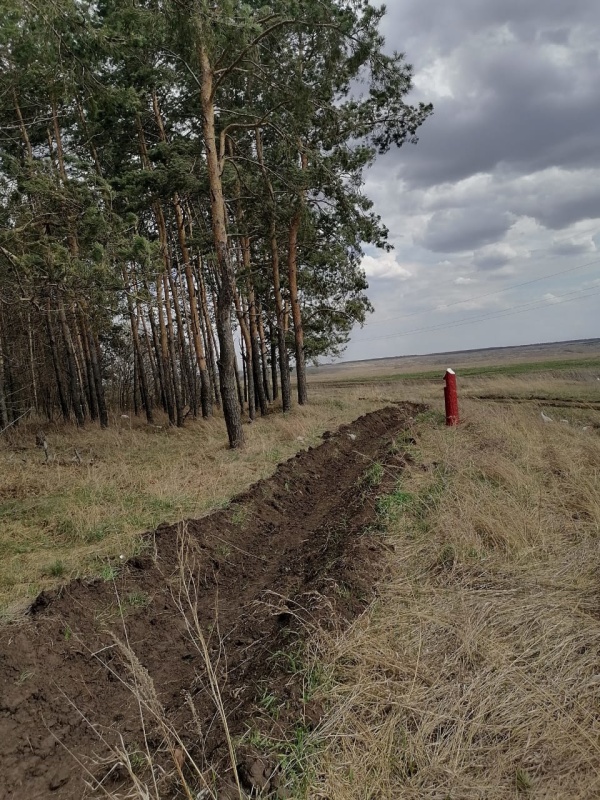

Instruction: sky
[343,0,600,361]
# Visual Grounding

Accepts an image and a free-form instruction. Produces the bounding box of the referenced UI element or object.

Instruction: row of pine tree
[0,0,431,446]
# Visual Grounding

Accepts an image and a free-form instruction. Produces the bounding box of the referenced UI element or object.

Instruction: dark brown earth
[0,403,424,800]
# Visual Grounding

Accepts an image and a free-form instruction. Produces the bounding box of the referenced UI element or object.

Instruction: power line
[356,285,600,343]
[362,256,600,327]
[352,285,600,345]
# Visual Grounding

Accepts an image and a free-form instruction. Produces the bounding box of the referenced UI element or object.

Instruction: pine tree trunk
[172,200,212,419]
[288,208,308,405]
[162,273,184,427]
[153,204,181,425]
[199,44,243,447]
[90,331,109,428]
[255,129,291,411]
[139,310,160,407]
[154,273,176,425]
[269,322,279,401]
[234,288,255,420]
[0,326,9,429]
[122,267,154,424]
[3,344,17,423]
[166,266,193,417]
[243,245,268,417]
[46,303,70,422]
[240,335,248,407]
[233,348,244,410]
[132,356,140,416]
[256,301,272,404]
[144,286,170,416]
[77,310,98,421]
[175,259,199,416]
[58,302,85,426]
[27,312,39,414]
[216,286,244,445]
[250,311,267,416]
[198,267,222,408]
[71,312,91,419]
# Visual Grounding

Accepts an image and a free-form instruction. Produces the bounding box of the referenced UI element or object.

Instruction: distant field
[310,357,600,385]
[307,338,600,384]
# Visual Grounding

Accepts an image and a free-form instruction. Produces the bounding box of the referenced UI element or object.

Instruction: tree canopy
[0,0,432,444]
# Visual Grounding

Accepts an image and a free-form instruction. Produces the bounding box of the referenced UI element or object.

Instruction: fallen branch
[0,407,33,436]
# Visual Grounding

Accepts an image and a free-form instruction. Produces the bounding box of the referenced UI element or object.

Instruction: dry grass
[306,397,600,799]
[461,371,600,404]
[337,368,600,423]
[3,356,600,797]
[81,528,244,800]
[0,387,386,611]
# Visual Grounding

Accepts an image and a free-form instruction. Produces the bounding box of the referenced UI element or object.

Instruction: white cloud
[473,243,518,270]
[542,293,562,304]
[414,57,456,99]
[362,253,412,280]
[550,233,597,255]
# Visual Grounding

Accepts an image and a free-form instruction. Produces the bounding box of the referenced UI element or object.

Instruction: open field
[1,344,599,799]
[308,337,600,384]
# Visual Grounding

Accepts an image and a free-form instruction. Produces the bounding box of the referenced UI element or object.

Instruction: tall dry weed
[308,400,600,799]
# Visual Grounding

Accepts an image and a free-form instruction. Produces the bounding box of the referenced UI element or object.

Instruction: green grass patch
[377,487,414,521]
[231,506,249,526]
[314,357,600,385]
[99,563,120,582]
[242,713,321,797]
[416,409,446,426]
[0,489,179,544]
[125,591,149,609]
[361,462,384,488]
[243,639,333,797]
[47,560,66,578]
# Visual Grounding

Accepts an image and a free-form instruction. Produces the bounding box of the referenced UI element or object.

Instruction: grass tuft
[47,559,66,578]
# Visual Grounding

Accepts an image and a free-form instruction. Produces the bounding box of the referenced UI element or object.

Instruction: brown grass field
[1,339,599,798]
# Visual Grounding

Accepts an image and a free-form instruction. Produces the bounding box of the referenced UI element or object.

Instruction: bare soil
[0,403,423,800]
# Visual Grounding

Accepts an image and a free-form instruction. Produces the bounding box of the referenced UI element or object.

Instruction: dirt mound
[0,403,424,799]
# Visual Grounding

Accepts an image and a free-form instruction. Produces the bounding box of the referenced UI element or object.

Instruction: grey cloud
[417,169,600,235]
[384,0,599,60]
[528,190,600,230]
[473,249,512,270]
[540,28,570,45]
[375,0,600,199]
[550,239,595,256]
[419,209,514,253]
[397,46,600,189]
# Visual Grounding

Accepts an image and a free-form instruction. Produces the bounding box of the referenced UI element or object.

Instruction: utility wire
[362,255,600,327]
[352,285,600,344]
